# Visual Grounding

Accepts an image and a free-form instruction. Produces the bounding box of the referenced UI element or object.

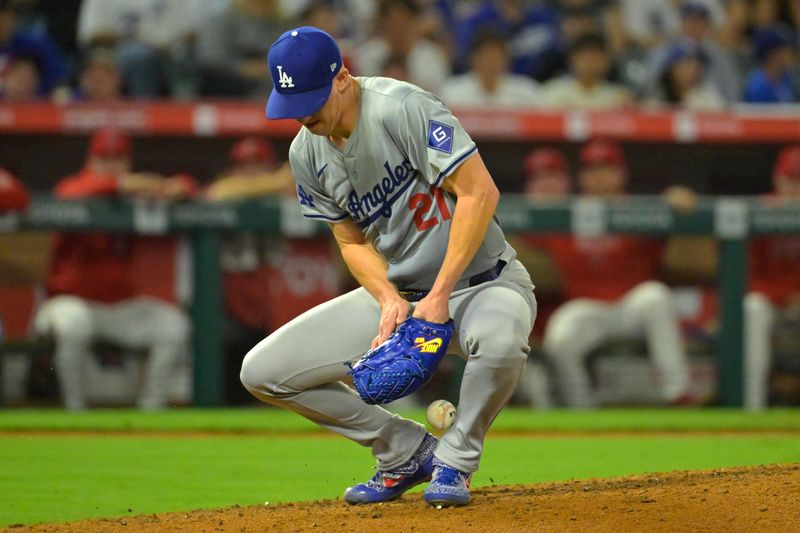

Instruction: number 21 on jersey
[408,186,451,232]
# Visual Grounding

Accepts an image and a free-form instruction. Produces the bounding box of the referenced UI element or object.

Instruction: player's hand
[663,185,697,212]
[372,294,410,349]
[412,293,450,324]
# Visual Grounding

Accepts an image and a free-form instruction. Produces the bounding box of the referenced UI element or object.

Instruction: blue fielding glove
[348,316,454,405]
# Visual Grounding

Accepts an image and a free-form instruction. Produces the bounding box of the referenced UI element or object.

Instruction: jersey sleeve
[54,172,119,199]
[288,142,348,222]
[395,90,478,187]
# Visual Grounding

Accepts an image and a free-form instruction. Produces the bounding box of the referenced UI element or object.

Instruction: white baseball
[426,399,456,431]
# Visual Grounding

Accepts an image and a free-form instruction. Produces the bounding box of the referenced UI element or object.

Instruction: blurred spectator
[75,47,122,102]
[646,42,725,110]
[354,0,450,92]
[528,140,691,407]
[379,53,410,81]
[557,2,602,44]
[455,0,558,79]
[541,33,631,108]
[745,145,800,410]
[77,0,222,98]
[643,2,741,103]
[33,128,195,410]
[743,25,798,103]
[0,166,28,210]
[0,52,39,100]
[529,2,604,82]
[196,0,284,98]
[749,0,800,30]
[280,0,376,42]
[299,1,346,45]
[439,29,541,108]
[0,0,66,95]
[619,0,726,50]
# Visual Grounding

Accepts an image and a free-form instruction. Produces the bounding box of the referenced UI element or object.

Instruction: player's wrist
[375,285,404,307]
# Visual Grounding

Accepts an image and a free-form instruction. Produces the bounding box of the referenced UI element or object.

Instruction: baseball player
[744,145,800,410]
[34,129,194,410]
[240,27,536,507]
[531,139,691,408]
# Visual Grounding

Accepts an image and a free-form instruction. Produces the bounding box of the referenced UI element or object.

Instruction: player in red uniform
[34,129,194,410]
[531,140,691,407]
[744,145,800,410]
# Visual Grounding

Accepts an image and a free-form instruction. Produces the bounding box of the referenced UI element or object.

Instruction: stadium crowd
[0,0,798,106]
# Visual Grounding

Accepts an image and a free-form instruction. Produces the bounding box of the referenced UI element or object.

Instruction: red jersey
[0,170,30,210]
[524,234,664,301]
[749,235,800,306]
[46,170,137,303]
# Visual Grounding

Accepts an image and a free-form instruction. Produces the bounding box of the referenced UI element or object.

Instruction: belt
[399,260,507,302]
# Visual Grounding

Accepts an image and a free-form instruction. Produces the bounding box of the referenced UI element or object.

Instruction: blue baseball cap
[266,27,342,120]
[754,25,796,62]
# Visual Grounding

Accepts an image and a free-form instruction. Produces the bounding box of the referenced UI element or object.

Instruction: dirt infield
[7,464,799,533]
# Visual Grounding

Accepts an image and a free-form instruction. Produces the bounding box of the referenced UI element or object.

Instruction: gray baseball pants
[240,252,536,474]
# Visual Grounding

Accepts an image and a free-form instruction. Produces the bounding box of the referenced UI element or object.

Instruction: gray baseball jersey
[289,76,506,289]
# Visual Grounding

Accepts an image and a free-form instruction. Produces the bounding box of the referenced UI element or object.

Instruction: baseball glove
[348,316,454,405]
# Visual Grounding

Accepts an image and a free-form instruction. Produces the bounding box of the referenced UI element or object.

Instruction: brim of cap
[266,83,332,120]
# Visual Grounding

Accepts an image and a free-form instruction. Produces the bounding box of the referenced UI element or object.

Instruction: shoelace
[433,464,469,487]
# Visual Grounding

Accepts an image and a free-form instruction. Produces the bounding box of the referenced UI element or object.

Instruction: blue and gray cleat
[344,433,437,504]
[423,458,472,508]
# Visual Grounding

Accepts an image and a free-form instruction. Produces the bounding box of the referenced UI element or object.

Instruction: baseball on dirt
[426,399,456,431]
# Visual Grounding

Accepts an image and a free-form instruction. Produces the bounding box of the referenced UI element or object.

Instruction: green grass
[1,408,799,526]
[2,407,800,433]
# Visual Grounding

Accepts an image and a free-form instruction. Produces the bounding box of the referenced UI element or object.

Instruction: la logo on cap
[277,66,294,88]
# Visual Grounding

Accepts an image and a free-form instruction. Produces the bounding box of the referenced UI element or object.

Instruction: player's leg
[33,295,95,410]
[434,260,536,475]
[93,297,191,409]
[542,299,615,408]
[422,260,535,507]
[620,281,690,402]
[743,292,776,411]
[240,287,426,469]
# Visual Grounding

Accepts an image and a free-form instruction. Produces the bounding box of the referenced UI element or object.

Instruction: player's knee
[239,341,290,398]
[35,296,93,343]
[239,351,264,396]
[542,317,579,361]
[466,319,530,365]
[629,281,671,313]
[744,292,770,318]
[151,306,190,347]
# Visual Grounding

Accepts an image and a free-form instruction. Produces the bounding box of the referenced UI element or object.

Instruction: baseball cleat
[344,433,437,504]
[423,458,471,508]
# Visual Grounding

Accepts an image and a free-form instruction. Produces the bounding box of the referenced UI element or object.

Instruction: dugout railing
[3,195,799,407]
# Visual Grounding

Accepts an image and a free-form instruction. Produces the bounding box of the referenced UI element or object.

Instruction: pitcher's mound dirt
[9,464,800,533]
